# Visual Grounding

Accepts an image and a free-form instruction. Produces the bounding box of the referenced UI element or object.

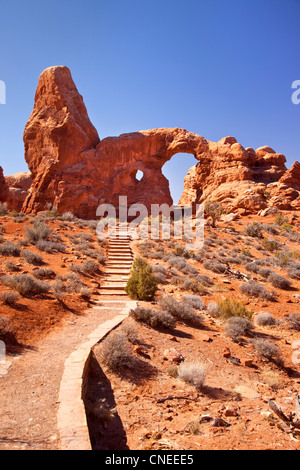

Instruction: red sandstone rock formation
[0,166,8,204]
[5,172,32,212]
[19,65,299,218]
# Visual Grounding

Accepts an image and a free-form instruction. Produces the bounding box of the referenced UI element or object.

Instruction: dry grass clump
[260,369,284,390]
[177,361,207,390]
[208,298,253,319]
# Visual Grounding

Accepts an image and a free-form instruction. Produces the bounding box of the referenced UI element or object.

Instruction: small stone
[241,358,253,368]
[224,407,238,417]
[223,347,231,358]
[163,348,184,364]
[211,417,231,427]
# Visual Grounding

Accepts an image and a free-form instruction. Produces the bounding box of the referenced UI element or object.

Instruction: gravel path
[0,299,128,450]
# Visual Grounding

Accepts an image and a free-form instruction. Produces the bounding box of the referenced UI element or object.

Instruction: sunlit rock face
[21,66,299,218]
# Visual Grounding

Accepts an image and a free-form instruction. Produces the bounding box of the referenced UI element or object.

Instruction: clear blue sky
[0,0,299,203]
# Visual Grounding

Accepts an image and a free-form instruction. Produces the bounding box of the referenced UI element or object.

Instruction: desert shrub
[5,260,20,272]
[244,222,263,238]
[79,287,92,299]
[0,317,18,345]
[21,250,44,266]
[209,298,253,319]
[153,272,167,284]
[36,240,66,253]
[274,250,297,267]
[81,260,99,274]
[262,239,282,252]
[262,223,279,235]
[225,317,254,342]
[0,241,21,257]
[0,202,8,216]
[204,201,224,227]
[274,213,289,227]
[268,272,291,290]
[61,211,77,222]
[125,257,158,301]
[70,264,82,273]
[158,294,203,326]
[0,274,50,297]
[100,331,138,372]
[180,277,207,294]
[172,245,190,258]
[252,338,283,364]
[258,267,273,278]
[130,306,176,329]
[245,262,260,274]
[32,268,56,279]
[52,280,67,303]
[0,291,20,305]
[167,256,188,271]
[286,262,300,280]
[222,256,243,265]
[239,281,275,301]
[151,265,167,275]
[25,222,52,244]
[207,301,219,316]
[148,249,166,260]
[177,361,207,390]
[255,312,276,326]
[183,294,205,310]
[284,313,300,331]
[203,260,226,273]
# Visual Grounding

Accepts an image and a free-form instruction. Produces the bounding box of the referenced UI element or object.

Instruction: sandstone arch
[21,66,300,218]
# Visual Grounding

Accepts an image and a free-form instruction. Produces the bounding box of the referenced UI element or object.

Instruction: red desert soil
[0,211,299,450]
[87,213,300,451]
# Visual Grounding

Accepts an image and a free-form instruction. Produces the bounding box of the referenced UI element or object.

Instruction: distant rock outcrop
[6,65,297,218]
[0,166,8,203]
[5,172,32,212]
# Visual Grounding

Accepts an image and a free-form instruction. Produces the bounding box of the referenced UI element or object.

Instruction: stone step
[99,290,128,296]
[108,258,133,262]
[108,248,132,251]
[108,250,133,258]
[101,284,127,290]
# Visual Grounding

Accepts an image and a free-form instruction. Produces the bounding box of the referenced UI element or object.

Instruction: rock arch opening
[135,170,144,182]
[162,152,197,205]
